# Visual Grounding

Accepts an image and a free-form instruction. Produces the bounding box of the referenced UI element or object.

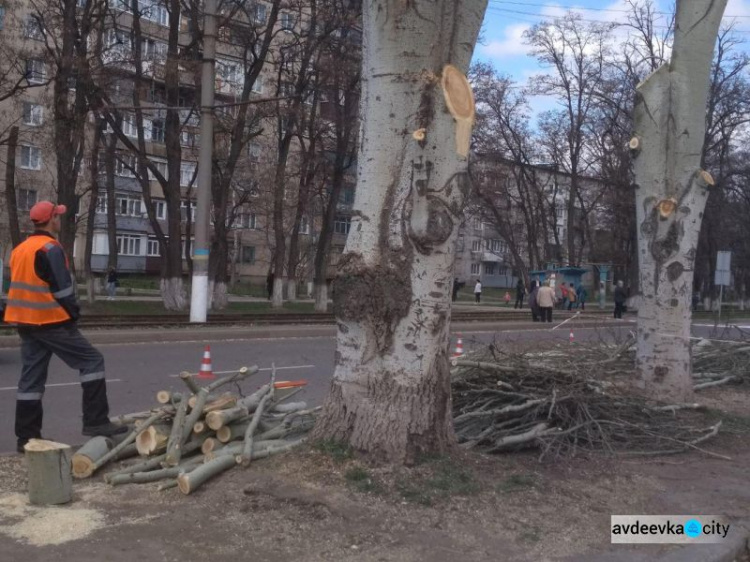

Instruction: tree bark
[4,126,21,248]
[632,0,727,402]
[312,0,487,463]
[84,126,103,304]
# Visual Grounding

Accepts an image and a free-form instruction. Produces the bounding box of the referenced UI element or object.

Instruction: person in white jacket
[474,279,482,304]
[536,280,556,323]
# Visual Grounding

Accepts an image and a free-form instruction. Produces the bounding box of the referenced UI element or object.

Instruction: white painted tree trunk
[313,0,487,462]
[272,277,284,308]
[161,277,187,311]
[632,0,727,403]
[287,278,298,302]
[314,281,328,313]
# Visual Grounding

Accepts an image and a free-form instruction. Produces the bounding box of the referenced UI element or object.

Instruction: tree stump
[72,436,113,479]
[25,439,73,506]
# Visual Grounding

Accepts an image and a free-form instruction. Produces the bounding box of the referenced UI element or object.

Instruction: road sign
[715,251,731,287]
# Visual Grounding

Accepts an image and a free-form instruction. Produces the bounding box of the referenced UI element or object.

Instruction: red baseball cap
[30,201,67,223]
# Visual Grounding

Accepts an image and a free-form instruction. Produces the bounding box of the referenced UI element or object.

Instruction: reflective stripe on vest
[4,236,72,326]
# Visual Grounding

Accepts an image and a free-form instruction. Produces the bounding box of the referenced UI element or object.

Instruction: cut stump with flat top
[25,439,73,506]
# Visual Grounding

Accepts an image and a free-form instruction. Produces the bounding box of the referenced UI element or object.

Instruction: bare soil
[0,388,748,562]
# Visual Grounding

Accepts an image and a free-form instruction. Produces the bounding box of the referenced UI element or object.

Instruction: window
[472,217,482,230]
[139,0,169,26]
[280,82,295,98]
[116,196,142,216]
[238,212,257,229]
[484,263,495,275]
[181,200,196,222]
[24,15,45,40]
[141,38,167,60]
[334,216,351,235]
[148,157,168,180]
[252,3,266,24]
[280,12,295,31]
[152,200,166,219]
[115,154,137,177]
[147,238,160,256]
[471,239,481,252]
[95,197,107,214]
[151,119,165,143]
[17,188,37,210]
[487,239,506,253]
[470,263,480,275]
[122,114,138,138]
[180,162,197,187]
[105,28,132,57]
[218,60,242,86]
[456,235,465,252]
[20,145,42,170]
[251,77,263,94]
[247,142,261,162]
[22,102,43,126]
[241,246,255,264]
[339,187,355,205]
[181,130,198,148]
[299,216,310,235]
[117,234,143,256]
[25,59,46,84]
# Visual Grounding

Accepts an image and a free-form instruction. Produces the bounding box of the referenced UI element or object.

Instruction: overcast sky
[474,0,750,117]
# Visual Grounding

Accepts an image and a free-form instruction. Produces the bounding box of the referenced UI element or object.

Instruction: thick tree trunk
[4,126,21,248]
[25,439,73,506]
[313,0,487,463]
[314,282,328,313]
[84,127,102,304]
[632,0,727,402]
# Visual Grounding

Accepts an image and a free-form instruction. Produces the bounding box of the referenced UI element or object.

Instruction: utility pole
[190,0,217,323]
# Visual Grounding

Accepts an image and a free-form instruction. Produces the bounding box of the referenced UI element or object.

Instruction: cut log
[164,397,190,467]
[25,439,73,505]
[103,435,210,483]
[193,421,208,435]
[135,423,172,456]
[177,455,237,495]
[203,394,237,413]
[179,371,201,394]
[239,368,276,465]
[271,401,307,414]
[201,437,221,455]
[156,391,183,405]
[108,458,203,486]
[206,407,247,431]
[217,422,249,444]
[72,437,113,479]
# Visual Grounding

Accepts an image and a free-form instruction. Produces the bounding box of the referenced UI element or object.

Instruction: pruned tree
[312,0,487,462]
[631,0,727,402]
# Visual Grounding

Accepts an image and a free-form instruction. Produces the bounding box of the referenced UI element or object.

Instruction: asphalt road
[0,317,743,454]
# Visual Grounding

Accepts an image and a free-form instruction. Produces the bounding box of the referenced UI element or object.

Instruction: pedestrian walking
[528,280,540,322]
[614,280,627,319]
[4,201,126,453]
[577,285,588,310]
[537,280,556,323]
[567,287,577,310]
[558,282,569,310]
[474,279,482,304]
[514,278,525,309]
[106,267,118,301]
[504,291,511,306]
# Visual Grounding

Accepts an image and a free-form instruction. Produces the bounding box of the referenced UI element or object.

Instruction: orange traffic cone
[197,345,216,379]
[452,335,465,358]
[569,329,575,344]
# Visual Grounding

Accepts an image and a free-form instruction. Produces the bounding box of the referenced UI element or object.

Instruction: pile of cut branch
[71,366,317,494]
[692,338,750,389]
[451,341,734,460]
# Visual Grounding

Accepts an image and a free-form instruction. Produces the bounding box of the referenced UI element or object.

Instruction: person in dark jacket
[614,280,627,319]
[514,278,526,309]
[106,267,118,300]
[4,201,126,453]
[266,270,275,300]
[528,280,540,322]
[452,277,460,302]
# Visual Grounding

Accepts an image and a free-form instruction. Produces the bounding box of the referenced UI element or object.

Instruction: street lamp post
[189,0,217,323]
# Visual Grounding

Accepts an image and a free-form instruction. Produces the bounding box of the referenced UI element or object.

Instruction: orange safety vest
[5,235,72,326]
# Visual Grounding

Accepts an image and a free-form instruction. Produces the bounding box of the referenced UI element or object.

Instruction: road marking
[0,379,123,392]
[169,364,315,378]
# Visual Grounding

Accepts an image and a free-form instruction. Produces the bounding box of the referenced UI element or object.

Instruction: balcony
[481,251,504,264]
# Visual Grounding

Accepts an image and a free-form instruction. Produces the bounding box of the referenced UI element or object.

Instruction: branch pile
[450,339,741,460]
[72,366,317,495]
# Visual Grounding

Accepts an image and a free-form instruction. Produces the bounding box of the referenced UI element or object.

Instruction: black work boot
[82,421,128,437]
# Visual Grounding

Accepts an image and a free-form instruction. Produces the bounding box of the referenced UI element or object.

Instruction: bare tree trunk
[84,127,103,304]
[4,126,20,248]
[104,133,118,271]
[313,0,487,462]
[632,0,727,402]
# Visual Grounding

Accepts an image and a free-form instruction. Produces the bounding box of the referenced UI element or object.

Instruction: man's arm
[35,245,80,321]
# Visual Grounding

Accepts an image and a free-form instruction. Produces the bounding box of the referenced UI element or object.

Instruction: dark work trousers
[539,307,553,323]
[514,295,524,309]
[16,323,110,445]
[614,303,625,319]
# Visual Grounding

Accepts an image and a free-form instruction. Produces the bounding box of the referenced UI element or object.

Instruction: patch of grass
[497,473,538,494]
[314,440,354,463]
[396,456,480,506]
[344,466,382,494]
[519,526,542,544]
[77,300,318,316]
